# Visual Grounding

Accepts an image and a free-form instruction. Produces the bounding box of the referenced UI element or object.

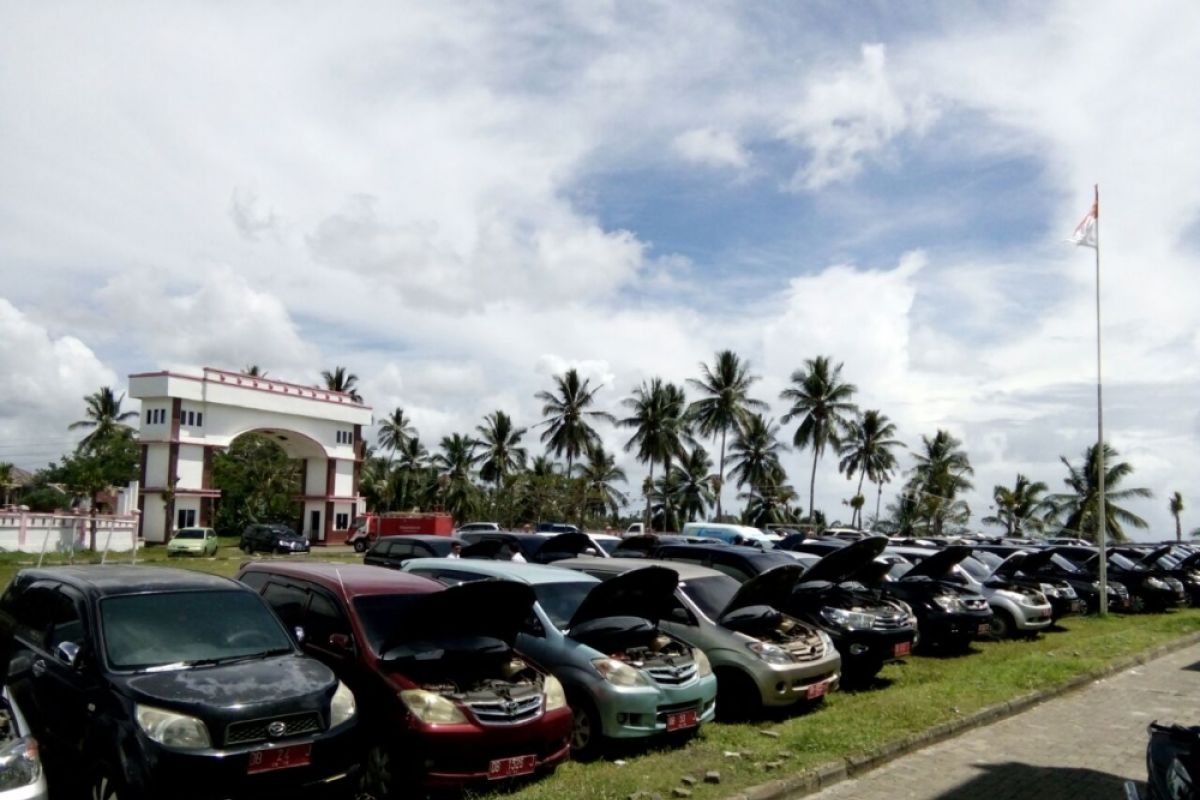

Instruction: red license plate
[806,681,828,700]
[488,755,537,780]
[978,622,991,636]
[893,641,912,658]
[247,743,312,775]
[666,710,698,731]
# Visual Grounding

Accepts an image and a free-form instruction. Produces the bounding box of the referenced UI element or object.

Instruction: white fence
[0,512,140,555]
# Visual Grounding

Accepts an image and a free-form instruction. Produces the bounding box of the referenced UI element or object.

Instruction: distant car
[240,523,310,555]
[363,535,466,569]
[680,523,778,549]
[625,523,644,536]
[0,688,47,799]
[535,523,580,535]
[0,566,358,800]
[458,532,606,563]
[1053,546,1187,612]
[455,522,502,534]
[167,527,219,557]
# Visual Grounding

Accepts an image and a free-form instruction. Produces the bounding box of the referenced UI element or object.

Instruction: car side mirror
[328,633,353,652]
[667,606,692,624]
[55,641,82,669]
[293,626,306,644]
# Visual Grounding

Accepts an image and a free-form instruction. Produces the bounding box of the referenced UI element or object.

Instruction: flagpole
[1093,184,1108,617]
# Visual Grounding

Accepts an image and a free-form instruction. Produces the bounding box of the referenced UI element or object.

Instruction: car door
[0,580,54,737]
[382,540,416,569]
[36,585,94,749]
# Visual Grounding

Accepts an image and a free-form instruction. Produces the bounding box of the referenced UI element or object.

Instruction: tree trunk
[875,481,883,528]
[644,460,655,532]
[663,455,674,532]
[1176,513,1182,543]
[808,447,819,521]
[854,471,866,528]
[716,429,727,520]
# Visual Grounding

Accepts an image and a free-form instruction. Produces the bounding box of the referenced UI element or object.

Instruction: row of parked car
[0,530,1192,799]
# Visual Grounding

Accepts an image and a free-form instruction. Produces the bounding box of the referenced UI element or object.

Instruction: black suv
[0,566,358,799]
[363,535,465,569]
[242,523,311,555]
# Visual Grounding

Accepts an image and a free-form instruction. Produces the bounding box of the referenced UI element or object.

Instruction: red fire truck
[346,512,455,552]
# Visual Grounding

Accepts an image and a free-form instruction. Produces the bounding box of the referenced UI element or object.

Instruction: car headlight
[330,680,356,728]
[135,704,212,749]
[820,606,875,630]
[592,658,651,687]
[0,737,41,790]
[747,641,795,666]
[1039,583,1060,598]
[1146,577,1168,590]
[693,648,713,678]
[400,689,467,724]
[933,594,962,612]
[544,674,567,711]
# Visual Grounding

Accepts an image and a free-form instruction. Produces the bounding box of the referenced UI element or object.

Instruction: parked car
[1112,545,1200,606]
[455,522,502,534]
[241,523,310,555]
[1054,546,1187,612]
[363,535,466,569]
[237,562,571,793]
[535,523,580,535]
[680,523,778,549]
[993,546,1132,613]
[556,557,841,717]
[399,560,717,759]
[610,535,707,559]
[0,688,48,799]
[889,546,1053,638]
[969,550,1084,623]
[0,566,358,800]
[459,532,608,564]
[167,527,219,557]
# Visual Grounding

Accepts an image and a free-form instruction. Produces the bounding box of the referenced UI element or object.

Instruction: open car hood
[899,545,973,580]
[1004,548,1054,575]
[535,532,604,563]
[720,564,805,618]
[568,566,678,629]
[1175,551,1200,571]
[1135,546,1173,568]
[799,536,888,584]
[382,579,535,656]
[989,552,1030,578]
[846,558,893,587]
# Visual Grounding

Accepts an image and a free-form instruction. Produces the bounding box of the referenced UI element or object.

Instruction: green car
[167,526,219,557]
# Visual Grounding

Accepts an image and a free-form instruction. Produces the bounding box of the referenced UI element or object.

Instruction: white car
[0,689,48,800]
[455,522,502,533]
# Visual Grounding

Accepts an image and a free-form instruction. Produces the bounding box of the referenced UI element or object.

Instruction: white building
[129,368,373,545]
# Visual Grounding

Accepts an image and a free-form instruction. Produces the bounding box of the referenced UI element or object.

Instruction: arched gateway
[129,368,373,544]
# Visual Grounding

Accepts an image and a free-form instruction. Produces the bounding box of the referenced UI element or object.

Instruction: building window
[335,513,349,530]
[146,410,151,424]
[196,412,202,427]
[176,508,196,530]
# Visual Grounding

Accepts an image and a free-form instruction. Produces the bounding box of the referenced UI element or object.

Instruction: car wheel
[568,693,604,761]
[715,668,761,721]
[1131,594,1146,613]
[353,539,368,553]
[360,745,400,799]
[989,610,1016,639]
[89,765,128,800]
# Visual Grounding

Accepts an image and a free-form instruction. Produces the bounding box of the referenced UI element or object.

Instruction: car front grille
[224,712,323,746]
[646,662,698,685]
[466,694,543,726]
[872,610,911,631]
[785,635,826,662]
[962,598,989,612]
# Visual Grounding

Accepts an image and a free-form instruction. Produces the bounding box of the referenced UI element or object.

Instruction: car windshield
[1107,553,1144,571]
[960,557,992,579]
[1050,554,1084,573]
[101,590,292,671]
[973,551,1004,569]
[534,582,597,629]
[678,576,740,619]
[884,558,912,579]
[352,594,426,654]
[594,538,621,555]
[174,529,204,540]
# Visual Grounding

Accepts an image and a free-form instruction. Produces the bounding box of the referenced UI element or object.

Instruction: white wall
[333,459,355,497]
[176,444,204,490]
[145,444,169,489]
[0,512,139,553]
[143,494,166,543]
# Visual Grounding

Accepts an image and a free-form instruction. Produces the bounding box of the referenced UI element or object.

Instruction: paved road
[807,641,1200,800]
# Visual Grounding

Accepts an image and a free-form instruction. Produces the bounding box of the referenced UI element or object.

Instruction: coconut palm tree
[69,387,140,451]
[535,368,615,476]
[1170,492,1185,543]
[432,433,479,521]
[665,445,716,523]
[686,350,767,519]
[728,414,787,498]
[907,429,974,536]
[475,411,528,487]
[982,474,1053,537]
[0,462,13,506]
[243,365,268,377]
[780,356,858,521]
[620,378,691,529]
[577,443,628,520]
[321,366,362,403]
[837,410,903,528]
[741,477,799,528]
[393,436,429,511]
[377,407,417,455]
[1047,443,1151,543]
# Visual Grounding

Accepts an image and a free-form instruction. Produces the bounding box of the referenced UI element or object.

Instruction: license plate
[806,681,828,700]
[978,622,991,636]
[666,710,698,731]
[247,743,312,775]
[893,641,912,658]
[488,755,537,780]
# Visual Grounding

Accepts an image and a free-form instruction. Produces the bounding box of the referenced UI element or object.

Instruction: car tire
[567,692,604,761]
[715,668,761,721]
[989,609,1016,639]
[353,539,368,553]
[360,744,401,799]
[89,764,131,800]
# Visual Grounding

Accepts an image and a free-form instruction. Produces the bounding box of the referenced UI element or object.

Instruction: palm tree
[69,387,139,451]
[686,350,767,519]
[665,445,716,523]
[837,410,903,528]
[321,367,362,403]
[475,411,528,487]
[393,436,429,510]
[0,462,13,506]
[535,368,615,476]
[780,356,858,520]
[741,477,799,528]
[577,443,628,520]
[983,474,1052,537]
[243,365,268,377]
[728,414,787,498]
[1047,443,1152,543]
[1170,492,1185,543]
[620,378,690,529]
[377,407,417,455]
[907,430,974,536]
[432,434,479,521]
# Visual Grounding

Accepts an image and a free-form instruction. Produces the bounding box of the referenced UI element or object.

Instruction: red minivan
[237,562,572,795]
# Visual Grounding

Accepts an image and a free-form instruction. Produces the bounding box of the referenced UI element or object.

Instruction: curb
[724,629,1200,800]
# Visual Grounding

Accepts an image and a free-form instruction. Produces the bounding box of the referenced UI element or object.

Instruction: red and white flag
[1070,198,1098,249]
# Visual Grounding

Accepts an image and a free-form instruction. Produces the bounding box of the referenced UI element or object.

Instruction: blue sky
[0,0,1198,538]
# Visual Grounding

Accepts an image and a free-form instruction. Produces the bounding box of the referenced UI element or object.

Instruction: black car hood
[1135,546,1173,568]
[846,559,893,587]
[535,532,604,563]
[1006,548,1054,575]
[900,545,973,580]
[1176,551,1200,571]
[799,536,888,584]
[568,566,677,628]
[720,564,805,618]
[388,579,536,650]
[118,655,334,720]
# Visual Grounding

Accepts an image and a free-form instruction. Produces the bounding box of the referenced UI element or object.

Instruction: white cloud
[672,128,750,170]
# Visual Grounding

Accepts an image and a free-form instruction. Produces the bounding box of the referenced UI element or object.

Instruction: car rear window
[100,590,292,671]
[352,595,425,654]
[533,582,595,629]
[678,575,739,619]
[174,529,204,540]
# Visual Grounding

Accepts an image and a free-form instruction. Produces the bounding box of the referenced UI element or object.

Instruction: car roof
[655,542,793,565]
[401,558,598,586]
[555,556,724,581]
[17,566,243,597]
[238,561,444,597]
[374,535,464,545]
